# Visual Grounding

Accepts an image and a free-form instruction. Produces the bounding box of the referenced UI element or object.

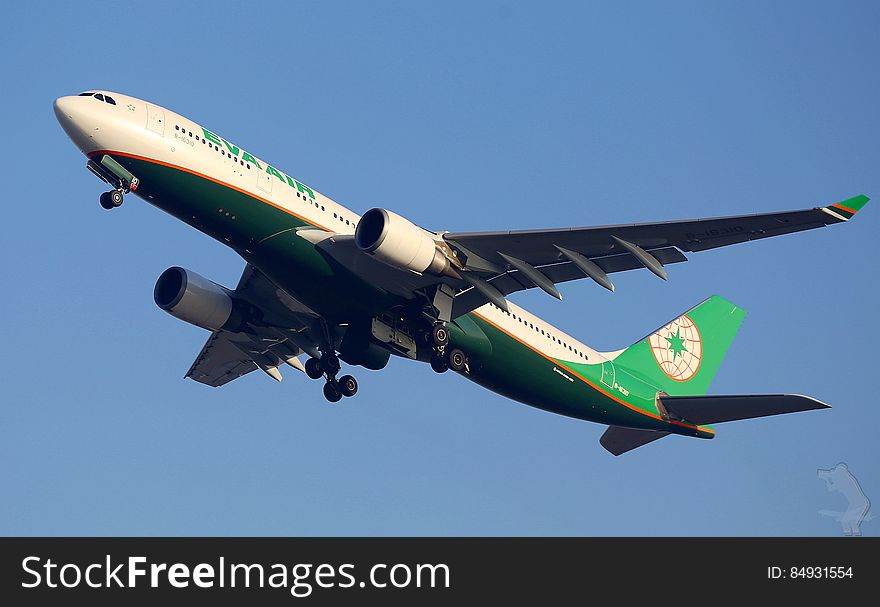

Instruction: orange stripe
[472,311,713,435]
[88,150,335,233]
[832,203,857,214]
[91,150,710,433]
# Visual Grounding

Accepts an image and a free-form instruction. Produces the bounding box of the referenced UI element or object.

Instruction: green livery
[54,90,868,455]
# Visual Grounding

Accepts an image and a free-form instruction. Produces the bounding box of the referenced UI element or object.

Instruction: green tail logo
[610,295,746,396]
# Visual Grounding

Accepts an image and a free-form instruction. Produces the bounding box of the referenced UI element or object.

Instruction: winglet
[824,194,870,221]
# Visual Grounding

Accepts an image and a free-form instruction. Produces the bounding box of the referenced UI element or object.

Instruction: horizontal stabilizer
[600,426,670,456]
[659,394,830,425]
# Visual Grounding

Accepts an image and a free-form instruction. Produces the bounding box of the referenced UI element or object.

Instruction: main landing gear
[427,322,468,374]
[99,188,125,210]
[305,352,358,403]
[428,322,449,373]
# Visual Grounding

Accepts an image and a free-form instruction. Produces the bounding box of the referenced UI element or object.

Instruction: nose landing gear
[87,156,138,211]
[99,188,125,210]
[305,352,359,402]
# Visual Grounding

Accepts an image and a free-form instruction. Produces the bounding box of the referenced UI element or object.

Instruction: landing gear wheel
[430,354,449,374]
[431,324,449,347]
[99,191,115,210]
[304,357,324,380]
[323,381,342,403]
[320,352,340,375]
[448,348,467,372]
[338,375,358,397]
[110,189,124,207]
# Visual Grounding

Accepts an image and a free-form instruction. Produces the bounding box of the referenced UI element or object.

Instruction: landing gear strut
[320,351,341,375]
[305,352,358,402]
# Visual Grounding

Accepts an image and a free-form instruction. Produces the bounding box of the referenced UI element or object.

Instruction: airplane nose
[53,95,77,127]
[54,95,96,151]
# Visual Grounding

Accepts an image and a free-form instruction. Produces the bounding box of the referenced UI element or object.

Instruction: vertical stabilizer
[608,295,746,396]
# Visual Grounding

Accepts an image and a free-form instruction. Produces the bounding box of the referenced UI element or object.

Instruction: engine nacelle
[355,208,453,276]
[154,267,234,331]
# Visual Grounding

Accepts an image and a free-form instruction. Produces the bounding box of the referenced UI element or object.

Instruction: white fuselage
[54,90,606,367]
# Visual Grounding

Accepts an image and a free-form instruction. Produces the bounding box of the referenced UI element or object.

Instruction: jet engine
[355,208,457,277]
[154,266,236,331]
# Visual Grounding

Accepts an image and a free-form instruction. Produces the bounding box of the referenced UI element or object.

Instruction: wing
[186,331,258,387]
[445,195,869,315]
[185,264,321,387]
[186,329,309,387]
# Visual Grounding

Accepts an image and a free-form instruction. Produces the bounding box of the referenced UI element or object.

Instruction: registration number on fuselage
[553,367,574,382]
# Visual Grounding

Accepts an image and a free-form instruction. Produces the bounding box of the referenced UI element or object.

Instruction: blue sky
[1,1,877,535]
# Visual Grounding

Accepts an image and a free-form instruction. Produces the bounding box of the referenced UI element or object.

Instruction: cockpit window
[77,91,117,105]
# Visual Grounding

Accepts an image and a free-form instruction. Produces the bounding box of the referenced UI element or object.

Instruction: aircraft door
[600,360,616,390]
[256,169,273,195]
[146,104,165,136]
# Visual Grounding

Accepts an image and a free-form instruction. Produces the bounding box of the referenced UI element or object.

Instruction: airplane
[54,90,869,456]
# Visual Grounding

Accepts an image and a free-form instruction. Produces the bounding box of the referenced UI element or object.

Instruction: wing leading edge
[445,195,869,316]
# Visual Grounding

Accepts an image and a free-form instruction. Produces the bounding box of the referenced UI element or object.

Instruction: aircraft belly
[248,232,400,322]
[117,154,290,248]
[113,154,401,321]
[467,315,665,430]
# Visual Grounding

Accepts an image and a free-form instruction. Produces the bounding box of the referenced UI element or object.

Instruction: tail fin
[608,295,746,396]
